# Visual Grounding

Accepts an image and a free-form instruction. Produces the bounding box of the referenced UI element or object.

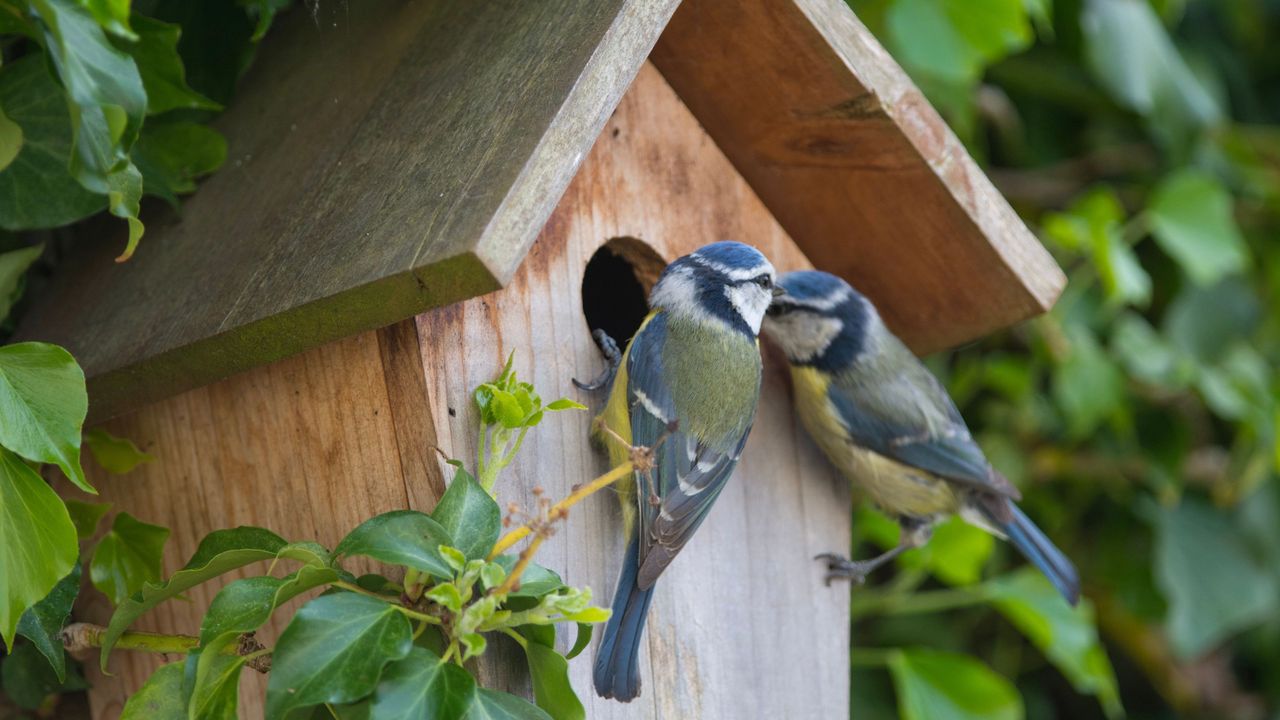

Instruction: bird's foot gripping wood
[815,551,905,586]
[573,329,622,391]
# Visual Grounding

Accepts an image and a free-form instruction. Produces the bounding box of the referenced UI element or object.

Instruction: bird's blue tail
[593,539,655,702]
[1001,503,1081,606]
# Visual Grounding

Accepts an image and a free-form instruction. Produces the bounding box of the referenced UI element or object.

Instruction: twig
[492,532,549,596]
[488,460,635,558]
[60,623,273,673]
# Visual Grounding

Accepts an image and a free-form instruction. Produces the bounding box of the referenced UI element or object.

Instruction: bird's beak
[772,286,787,298]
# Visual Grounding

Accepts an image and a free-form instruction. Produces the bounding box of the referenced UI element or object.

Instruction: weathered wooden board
[71,321,440,718]
[419,63,850,719]
[18,0,679,423]
[71,62,851,719]
[652,0,1066,353]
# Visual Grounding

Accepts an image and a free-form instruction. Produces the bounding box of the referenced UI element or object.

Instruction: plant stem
[499,627,528,650]
[489,460,635,558]
[394,605,443,625]
[492,532,548,596]
[850,586,988,618]
[61,623,198,655]
[849,647,897,667]
[404,568,423,601]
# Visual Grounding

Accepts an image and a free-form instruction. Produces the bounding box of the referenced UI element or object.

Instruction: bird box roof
[18,0,1063,421]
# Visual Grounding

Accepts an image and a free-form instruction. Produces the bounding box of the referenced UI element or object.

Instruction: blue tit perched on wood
[586,241,781,702]
[761,270,1079,605]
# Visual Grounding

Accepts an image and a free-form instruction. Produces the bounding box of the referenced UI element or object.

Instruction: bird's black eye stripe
[765,303,795,317]
[747,273,772,289]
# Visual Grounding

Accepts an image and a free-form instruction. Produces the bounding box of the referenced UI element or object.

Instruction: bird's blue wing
[827,370,1019,499]
[624,313,750,589]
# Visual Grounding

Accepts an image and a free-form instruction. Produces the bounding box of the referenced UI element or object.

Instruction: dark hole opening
[581,237,667,347]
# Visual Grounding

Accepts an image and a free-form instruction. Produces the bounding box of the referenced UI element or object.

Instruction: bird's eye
[753,275,773,289]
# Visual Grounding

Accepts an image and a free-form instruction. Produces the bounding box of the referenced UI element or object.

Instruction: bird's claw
[573,329,622,391]
[815,553,872,587]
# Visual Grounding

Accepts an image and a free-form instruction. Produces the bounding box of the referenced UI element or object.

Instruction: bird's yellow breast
[789,365,958,518]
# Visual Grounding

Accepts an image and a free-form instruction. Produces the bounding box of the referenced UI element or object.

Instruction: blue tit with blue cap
[761,270,1079,605]
[582,241,781,701]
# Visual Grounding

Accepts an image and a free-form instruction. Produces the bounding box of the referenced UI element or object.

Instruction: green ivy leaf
[0,106,23,174]
[886,0,1031,86]
[236,0,292,41]
[78,0,135,39]
[480,562,506,591]
[370,646,474,720]
[0,244,43,322]
[275,540,333,568]
[0,448,77,651]
[545,398,586,412]
[1111,313,1193,389]
[28,0,148,259]
[90,511,170,606]
[914,517,995,586]
[116,15,221,115]
[1148,169,1249,285]
[425,583,463,613]
[432,468,501,561]
[101,526,286,669]
[491,390,524,429]
[492,556,563,598]
[200,565,340,644]
[1081,0,1219,134]
[566,623,592,660]
[464,688,553,720]
[16,562,80,681]
[120,662,186,719]
[0,57,105,230]
[188,633,247,720]
[1155,498,1278,658]
[265,592,413,718]
[1162,278,1261,365]
[986,569,1123,718]
[0,639,87,710]
[335,510,454,580]
[65,499,111,539]
[518,630,585,720]
[459,632,487,661]
[84,427,154,474]
[132,120,227,206]
[888,648,1023,720]
[0,342,91,492]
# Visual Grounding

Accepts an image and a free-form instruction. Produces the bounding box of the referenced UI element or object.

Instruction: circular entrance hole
[581,237,667,347]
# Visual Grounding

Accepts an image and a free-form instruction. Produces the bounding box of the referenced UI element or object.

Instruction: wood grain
[72,321,434,719]
[652,0,1067,354]
[418,63,851,720]
[18,0,679,423]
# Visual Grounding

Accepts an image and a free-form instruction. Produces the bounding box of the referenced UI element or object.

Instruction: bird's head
[649,241,780,338]
[762,270,875,370]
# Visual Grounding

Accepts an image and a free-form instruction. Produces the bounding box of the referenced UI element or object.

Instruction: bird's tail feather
[1000,502,1081,606]
[593,539,655,702]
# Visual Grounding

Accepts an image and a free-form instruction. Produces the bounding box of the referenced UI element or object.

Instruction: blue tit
[761,270,1079,605]
[589,241,781,701]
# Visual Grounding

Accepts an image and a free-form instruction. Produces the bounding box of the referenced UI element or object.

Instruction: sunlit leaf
[987,569,1123,718]
[1051,325,1126,438]
[90,511,170,605]
[0,342,90,492]
[0,448,78,650]
[188,634,247,720]
[265,592,413,718]
[888,648,1023,720]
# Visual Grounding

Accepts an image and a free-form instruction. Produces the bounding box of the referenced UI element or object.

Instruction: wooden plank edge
[471,0,683,283]
[794,0,1066,312]
[85,252,497,424]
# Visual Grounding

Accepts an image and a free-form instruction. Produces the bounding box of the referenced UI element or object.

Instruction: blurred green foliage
[846,0,1280,718]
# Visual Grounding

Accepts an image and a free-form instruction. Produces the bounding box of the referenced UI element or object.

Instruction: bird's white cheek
[725,285,770,334]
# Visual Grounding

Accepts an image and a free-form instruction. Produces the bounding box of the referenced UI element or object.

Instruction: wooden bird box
[20,1,1064,717]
